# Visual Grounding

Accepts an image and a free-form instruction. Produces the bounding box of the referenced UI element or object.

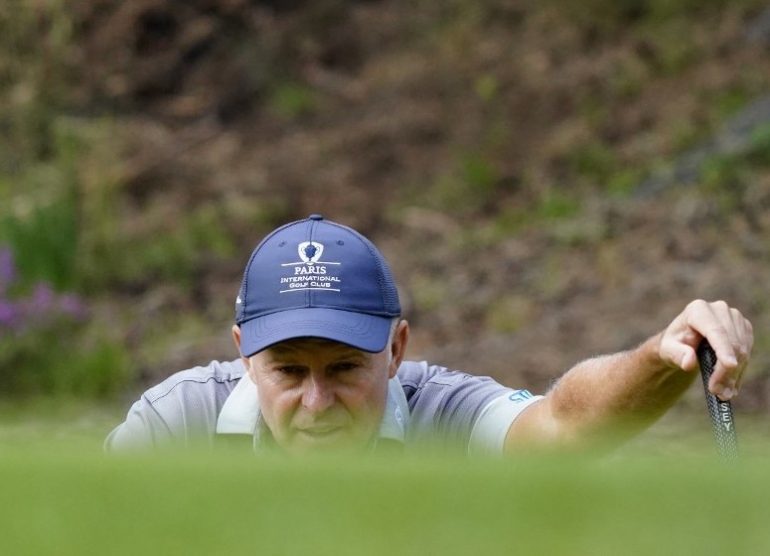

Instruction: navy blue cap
[235,215,401,356]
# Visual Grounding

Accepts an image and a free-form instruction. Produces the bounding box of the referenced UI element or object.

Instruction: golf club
[697,339,738,460]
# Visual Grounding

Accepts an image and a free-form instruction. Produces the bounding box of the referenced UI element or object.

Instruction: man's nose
[301,375,335,413]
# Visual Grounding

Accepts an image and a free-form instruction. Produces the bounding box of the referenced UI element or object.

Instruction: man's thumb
[676,346,698,372]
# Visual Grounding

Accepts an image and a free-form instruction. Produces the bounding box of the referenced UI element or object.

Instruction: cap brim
[239,308,393,357]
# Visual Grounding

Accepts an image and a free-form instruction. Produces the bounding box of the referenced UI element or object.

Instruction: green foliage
[96,204,236,290]
[0,3,133,399]
[0,0,74,168]
[545,0,756,31]
[544,0,764,81]
[485,294,533,333]
[701,155,747,189]
[422,152,501,215]
[636,18,700,76]
[606,168,643,196]
[0,2,82,290]
[0,2,98,293]
[0,189,79,291]
[608,57,649,100]
[697,124,770,214]
[569,142,617,183]
[461,152,498,192]
[700,123,770,195]
[563,139,646,197]
[0,2,241,399]
[669,118,708,153]
[0,321,130,399]
[487,189,581,242]
[747,123,770,166]
[536,191,580,220]
[0,111,233,296]
[409,274,449,313]
[0,126,81,290]
[712,87,753,119]
[474,74,499,103]
[268,83,319,120]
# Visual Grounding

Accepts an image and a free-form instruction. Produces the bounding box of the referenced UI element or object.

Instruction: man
[107,214,754,455]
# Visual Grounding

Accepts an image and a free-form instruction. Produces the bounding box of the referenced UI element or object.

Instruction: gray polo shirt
[106,359,542,454]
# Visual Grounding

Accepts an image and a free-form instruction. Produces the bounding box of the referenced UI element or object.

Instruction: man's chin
[286,429,368,455]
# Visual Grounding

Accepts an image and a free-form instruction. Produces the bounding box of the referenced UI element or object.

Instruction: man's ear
[232,325,250,371]
[388,320,410,379]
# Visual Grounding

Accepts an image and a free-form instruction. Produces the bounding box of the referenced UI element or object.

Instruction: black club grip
[697,340,739,460]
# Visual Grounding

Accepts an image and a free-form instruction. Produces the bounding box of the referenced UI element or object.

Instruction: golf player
[107,215,754,455]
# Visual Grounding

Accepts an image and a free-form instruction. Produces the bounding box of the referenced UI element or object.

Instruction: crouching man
[107,215,753,455]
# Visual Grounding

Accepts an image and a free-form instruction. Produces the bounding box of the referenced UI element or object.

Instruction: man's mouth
[297,426,344,439]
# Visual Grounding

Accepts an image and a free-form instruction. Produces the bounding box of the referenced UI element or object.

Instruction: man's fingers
[660,300,753,400]
[731,308,753,360]
[714,301,742,359]
[682,300,753,401]
[671,342,698,371]
[685,301,736,363]
[706,335,740,400]
[735,315,753,393]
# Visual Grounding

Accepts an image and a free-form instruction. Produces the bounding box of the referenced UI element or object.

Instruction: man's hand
[658,300,753,401]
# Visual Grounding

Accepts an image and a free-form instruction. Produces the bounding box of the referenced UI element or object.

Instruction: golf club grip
[697,340,738,460]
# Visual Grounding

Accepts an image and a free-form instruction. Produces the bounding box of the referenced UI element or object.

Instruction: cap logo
[279,241,341,294]
[298,241,323,264]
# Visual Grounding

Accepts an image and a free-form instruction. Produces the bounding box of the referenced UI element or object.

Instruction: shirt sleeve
[398,361,542,454]
[104,395,174,450]
[104,360,243,451]
[467,390,543,455]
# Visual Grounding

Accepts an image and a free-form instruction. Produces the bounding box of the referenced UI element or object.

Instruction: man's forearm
[545,333,696,444]
[507,334,698,451]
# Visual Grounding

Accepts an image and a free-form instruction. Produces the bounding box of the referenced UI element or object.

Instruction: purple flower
[0,255,90,335]
[0,247,15,294]
[58,294,88,321]
[0,299,18,329]
[15,283,90,330]
[29,282,55,313]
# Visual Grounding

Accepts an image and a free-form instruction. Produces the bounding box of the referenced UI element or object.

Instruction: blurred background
[1,0,769,447]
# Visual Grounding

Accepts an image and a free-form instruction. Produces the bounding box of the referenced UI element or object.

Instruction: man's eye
[331,362,359,373]
[277,366,305,376]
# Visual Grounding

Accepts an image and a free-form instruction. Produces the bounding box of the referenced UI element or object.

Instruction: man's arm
[505,300,754,452]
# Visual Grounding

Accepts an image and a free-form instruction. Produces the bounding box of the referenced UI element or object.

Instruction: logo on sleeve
[509,390,534,403]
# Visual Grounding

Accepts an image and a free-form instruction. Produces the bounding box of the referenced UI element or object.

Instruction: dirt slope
[51,1,770,414]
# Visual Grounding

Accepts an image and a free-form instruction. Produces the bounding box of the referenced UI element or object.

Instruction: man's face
[243,334,401,455]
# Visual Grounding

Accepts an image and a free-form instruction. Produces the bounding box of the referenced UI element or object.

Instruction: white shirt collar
[215,372,409,444]
[215,372,260,435]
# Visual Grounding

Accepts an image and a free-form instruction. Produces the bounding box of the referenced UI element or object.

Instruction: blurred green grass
[1,402,769,556]
[1,445,769,555]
